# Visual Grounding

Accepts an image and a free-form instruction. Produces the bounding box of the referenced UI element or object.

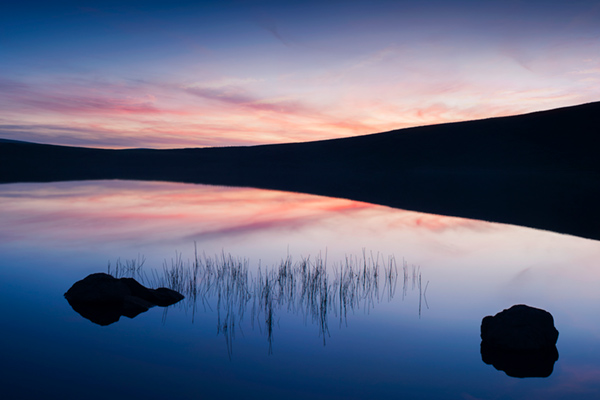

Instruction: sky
[1,0,599,148]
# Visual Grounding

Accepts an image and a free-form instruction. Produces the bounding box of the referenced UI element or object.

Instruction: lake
[1,180,600,399]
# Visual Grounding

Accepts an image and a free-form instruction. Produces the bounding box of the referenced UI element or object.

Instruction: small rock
[65,273,184,326]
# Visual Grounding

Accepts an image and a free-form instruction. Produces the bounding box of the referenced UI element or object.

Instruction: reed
[109,244,428,355]
[107,254,145,279]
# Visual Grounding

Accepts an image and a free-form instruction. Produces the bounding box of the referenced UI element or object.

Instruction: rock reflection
[113,248,428,356]
[481,343,559,378]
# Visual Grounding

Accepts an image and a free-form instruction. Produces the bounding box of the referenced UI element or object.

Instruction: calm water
[1,180,600,399]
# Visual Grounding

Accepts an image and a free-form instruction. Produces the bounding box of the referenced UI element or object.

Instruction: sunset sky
[1,0,599,148]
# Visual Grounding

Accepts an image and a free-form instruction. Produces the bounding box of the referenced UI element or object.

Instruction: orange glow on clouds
[1,2,599,148]
[2,64,595,149]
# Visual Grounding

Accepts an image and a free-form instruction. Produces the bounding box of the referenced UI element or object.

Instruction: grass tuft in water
[110,244,428,356]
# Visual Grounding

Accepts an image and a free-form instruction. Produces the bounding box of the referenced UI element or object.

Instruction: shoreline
[1,101,599,241]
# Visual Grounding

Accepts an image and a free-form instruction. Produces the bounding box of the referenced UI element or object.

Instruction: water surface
[1,180,599,399]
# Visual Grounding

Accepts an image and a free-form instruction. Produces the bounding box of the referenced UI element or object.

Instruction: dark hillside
[1,101,599,240]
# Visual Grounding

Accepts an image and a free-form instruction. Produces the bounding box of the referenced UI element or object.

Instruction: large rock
[480,304,559,378]
[481,304,558,350]
[65,273,184,326]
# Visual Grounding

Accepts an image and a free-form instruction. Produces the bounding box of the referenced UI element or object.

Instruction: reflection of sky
[2,180,600,398]
[1,180,599,314]
[1,0,599,148]
[0,180,491,249]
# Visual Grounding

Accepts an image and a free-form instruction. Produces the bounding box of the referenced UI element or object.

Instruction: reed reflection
[112,247,428,357]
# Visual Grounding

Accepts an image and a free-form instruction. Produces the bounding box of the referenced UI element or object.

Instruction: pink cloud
[2,29,599,151]
[0,79,190,116]
[184,84,320,118]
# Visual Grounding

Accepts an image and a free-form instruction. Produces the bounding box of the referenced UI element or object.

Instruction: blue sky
[1,0,599,148]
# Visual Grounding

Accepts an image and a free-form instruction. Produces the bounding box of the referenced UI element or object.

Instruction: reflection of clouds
[4,179,598,283]
[0,182,357,245]
[0,181,500,250]
[3,180,600,327]
[399,213,494,233]
[181,215,328,242]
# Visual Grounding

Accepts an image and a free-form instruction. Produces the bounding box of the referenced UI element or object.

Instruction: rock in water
[481,304,559,350]
[480,304,559,378]
[64,273,184,326]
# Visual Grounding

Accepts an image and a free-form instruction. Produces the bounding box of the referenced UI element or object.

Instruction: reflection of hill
[2,102,599,239]
[112,251,427,356]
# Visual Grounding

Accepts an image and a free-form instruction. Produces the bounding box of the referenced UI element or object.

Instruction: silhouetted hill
[1,102,599,240]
